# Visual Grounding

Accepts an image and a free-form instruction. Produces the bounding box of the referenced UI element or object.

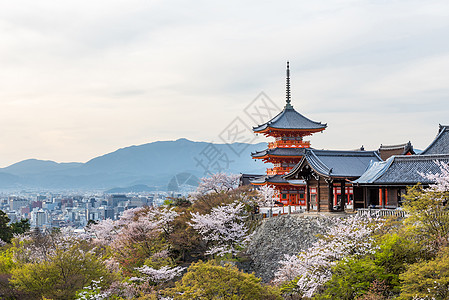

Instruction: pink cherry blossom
[189,201,249,256]
[257,185,276,207]
[274,215,382,297]
[196,173,240,195]
[419,160,449,193]
[134,265,185,283]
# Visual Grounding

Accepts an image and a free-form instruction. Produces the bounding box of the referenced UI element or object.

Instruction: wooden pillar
[363,187,367,208]
[327,179,333,212]
[382,188,386,209]
[306,179,310,212]
[379,188,383,208]
[317,176,321,212]
[385,188,388,208]
[341,181,346,211]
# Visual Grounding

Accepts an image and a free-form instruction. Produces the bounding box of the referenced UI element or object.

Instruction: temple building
[378,142,415,160]
[352,124,449,209]
[247,66,449,213]
[420,125,449,155]
[353,154,449,208]
[250,62,327,206]
[284,149,381,212]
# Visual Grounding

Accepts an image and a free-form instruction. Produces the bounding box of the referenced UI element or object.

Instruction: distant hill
[0,139,267,191]
[3,159,82,175]
[105,184,157,194]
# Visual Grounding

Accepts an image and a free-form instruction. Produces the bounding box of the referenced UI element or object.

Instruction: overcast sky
[1,0,449,167]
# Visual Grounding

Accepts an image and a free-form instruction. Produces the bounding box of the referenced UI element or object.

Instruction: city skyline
[1,1,449,167]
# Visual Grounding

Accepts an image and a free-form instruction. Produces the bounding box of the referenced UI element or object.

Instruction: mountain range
[0,139,267,192]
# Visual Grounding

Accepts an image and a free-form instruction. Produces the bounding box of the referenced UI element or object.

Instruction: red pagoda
[251,62,327,206]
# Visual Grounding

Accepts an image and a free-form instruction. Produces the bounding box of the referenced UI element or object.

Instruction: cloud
[0,0,449,166]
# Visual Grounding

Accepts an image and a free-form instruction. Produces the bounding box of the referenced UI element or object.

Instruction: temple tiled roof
[239,174,264,186]
[253,106,327,132]
[250,174,289,185]
[251,147,307,158]
[421,125,449,155]
[353,154,449,185]
[285,149,382,179]
[378,141,415,160]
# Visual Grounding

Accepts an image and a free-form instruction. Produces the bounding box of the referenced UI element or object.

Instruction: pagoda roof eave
[286,179,306,185]
[251,147,307,159]
[254,126,326,135]
[252,155,303,160]
[250,174,293,185]
[252,106,327,133]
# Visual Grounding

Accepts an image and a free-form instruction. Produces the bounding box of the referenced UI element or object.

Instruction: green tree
[164,260,281,300]
[0,210,13,243]
[0,247,16,297]
[399,247,449,300]
[316,233,423,299]
[0,247,15,274]
[10,241,112,299]
[402,184,449,253]
[10,218,31,235]
[315,257,387,300]
[372,233,424,289]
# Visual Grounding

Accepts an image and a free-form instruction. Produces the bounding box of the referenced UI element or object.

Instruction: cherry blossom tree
[195,172,240,195]
[88,206,180,247]
[257,185,276,207]
[189,201,250,257]
[87,219,120,246]
[117,206,180,248]
[419,160,449,193]
[12,228,83,263]
[10,232,111,299]
[404,161,449,252]
[417,160,449,207]
[274,215,382,297]
[85,206,182,275]
[134,265,186,283]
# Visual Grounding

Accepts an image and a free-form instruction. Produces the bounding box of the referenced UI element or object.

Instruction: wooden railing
[259,206,305,217]
[356,208,406,218]
[266,167,291,175]
[268,140,311,149]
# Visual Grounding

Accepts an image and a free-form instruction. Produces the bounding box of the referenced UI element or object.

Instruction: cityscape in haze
[0,138,267,230]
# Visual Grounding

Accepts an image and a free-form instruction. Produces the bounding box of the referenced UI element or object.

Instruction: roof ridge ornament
[285,61,293,109]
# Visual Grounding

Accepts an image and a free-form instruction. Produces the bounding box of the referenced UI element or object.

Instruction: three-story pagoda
[251,62,327,206]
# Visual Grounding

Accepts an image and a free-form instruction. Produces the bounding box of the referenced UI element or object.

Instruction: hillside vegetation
[1,169,449,299]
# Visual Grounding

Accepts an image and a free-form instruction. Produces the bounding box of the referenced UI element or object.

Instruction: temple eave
[251,155,304,160]
[254,127,326,135]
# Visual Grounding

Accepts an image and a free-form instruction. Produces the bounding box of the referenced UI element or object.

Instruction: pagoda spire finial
[285,61,292,108]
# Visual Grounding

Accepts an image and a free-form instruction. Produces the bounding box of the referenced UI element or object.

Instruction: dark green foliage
[86,219,98,227]
[0,211,31,244]
[10,219,30,235]
[402,184,449,253]
[316,233,424,299]
[315,257,387,300]
[0,210,13,243]
[169,196,191,208]
[399,246,449,299]
[373,233,424,283]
